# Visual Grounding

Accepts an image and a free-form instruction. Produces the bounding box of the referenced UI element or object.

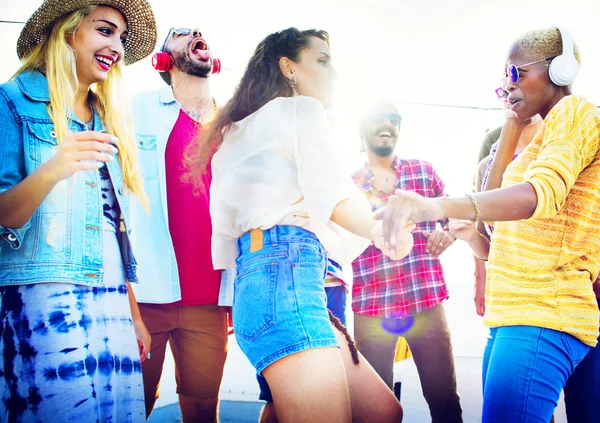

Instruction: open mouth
[192,38,207,51]
[190,37,211,61]
[376,129,393,139]
[95,55,114,71]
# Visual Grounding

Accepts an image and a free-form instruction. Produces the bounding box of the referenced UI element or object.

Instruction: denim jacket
[129,87,182,303]
[0,70,138,286]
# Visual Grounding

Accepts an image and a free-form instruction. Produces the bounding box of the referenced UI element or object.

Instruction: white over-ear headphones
[548,27,579,86]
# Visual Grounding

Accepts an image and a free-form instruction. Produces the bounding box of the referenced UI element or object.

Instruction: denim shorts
[257,283,348,402]
[234,225,339,373]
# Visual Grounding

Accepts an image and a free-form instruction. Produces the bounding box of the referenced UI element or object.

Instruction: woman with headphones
[379,27,600,422]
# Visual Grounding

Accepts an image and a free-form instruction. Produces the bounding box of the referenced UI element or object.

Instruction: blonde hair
[13,6,148,209]
[513,27,581,66]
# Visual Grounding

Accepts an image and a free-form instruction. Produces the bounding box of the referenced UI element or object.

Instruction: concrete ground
[148,356,568,423]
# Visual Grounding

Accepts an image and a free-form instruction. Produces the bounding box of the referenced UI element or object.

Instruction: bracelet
[473,253,488,262]
[465,194,481,225]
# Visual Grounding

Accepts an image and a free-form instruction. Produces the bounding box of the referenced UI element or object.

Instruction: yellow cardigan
[485,95,600,347]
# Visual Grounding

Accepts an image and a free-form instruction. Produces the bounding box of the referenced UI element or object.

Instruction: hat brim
[17,0,157,65]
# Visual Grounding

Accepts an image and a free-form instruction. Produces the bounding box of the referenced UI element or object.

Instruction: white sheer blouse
[210,96,371,269]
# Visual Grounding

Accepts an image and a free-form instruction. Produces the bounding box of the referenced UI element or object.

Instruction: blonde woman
[0,1,156,421]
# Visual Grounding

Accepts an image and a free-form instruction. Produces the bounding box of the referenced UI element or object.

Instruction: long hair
[184,27,329,191]
[13,6,148,209]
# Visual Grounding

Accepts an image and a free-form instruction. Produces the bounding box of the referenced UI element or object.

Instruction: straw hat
[17,0,157,65]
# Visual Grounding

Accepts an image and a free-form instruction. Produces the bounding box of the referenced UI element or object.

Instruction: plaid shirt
[351,157,449,318]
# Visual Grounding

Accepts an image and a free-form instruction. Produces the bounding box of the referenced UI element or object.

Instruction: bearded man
[351,101,463,423]
[130,27,227,423]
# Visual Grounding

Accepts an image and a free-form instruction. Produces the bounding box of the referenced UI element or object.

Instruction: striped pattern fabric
[485,95,600,347]
[351,158,449,318]
[324,258,345,288]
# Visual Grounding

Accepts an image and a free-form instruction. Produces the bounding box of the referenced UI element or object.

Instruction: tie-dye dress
[0,164,145,422]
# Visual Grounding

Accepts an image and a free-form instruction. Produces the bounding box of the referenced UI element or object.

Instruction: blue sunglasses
[496,56,556,101]
[365,113,402,127]
[503,56,555,84]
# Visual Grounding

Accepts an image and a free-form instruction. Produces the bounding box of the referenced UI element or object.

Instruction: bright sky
[1,0,600,192]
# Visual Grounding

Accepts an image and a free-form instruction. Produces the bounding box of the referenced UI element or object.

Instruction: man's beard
[367,143,395,157]
[170,49,212,78]
[365,128,397,157]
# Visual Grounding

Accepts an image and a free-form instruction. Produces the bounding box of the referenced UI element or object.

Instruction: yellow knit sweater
[484,95,600,347]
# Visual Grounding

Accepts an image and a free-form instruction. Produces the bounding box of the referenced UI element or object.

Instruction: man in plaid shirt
[352,101,462,422]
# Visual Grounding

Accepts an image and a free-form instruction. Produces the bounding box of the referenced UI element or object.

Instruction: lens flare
[381,315,415,335]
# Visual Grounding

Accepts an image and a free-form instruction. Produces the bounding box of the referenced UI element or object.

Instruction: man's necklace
[183,99,217,123]
[184,109,206,122]
[373,170,398,193]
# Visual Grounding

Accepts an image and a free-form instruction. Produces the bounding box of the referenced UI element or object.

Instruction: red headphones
[151,52,221,75]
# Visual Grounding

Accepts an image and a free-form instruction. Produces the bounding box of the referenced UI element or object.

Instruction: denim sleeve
[0,89,30,249]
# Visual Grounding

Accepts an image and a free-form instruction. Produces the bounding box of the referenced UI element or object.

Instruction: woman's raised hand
[42,131,119,183]
[503,102,536,128]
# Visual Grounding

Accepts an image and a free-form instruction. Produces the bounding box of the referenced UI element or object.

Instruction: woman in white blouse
[186,28,412,422]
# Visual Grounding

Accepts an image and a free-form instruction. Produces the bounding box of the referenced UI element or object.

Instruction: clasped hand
[372,219,415,260]
[374,189,444,257]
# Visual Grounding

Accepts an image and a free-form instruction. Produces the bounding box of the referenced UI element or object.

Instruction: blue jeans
[258,284,347,402]
[482,326,590,423]
[563,298,600,422]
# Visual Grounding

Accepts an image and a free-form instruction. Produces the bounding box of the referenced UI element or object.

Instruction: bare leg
[263,345,351,423]
[337,329,403,422]
[263,327,402,423]
[259,402,279,423]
